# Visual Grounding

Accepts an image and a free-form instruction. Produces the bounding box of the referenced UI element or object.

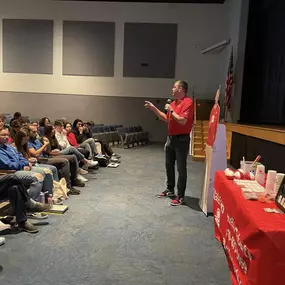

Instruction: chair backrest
[117,127,126,135]
[129,126,135,133]
[134,126,140,132]
[109,125,115,131]
[91,126,99,134]
[138,126,143,132]
[98,126,104,133]
[104,126,110,132]
[125,127,131,133]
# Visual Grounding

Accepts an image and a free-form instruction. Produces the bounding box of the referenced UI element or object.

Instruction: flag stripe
[225,48,234,109]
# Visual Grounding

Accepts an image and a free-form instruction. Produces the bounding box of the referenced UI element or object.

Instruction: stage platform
[225,123,285,173]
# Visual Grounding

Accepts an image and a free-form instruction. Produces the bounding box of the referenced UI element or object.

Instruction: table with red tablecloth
[213,171,285,285]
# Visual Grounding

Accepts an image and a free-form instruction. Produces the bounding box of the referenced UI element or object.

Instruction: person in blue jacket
[0,127,44,202]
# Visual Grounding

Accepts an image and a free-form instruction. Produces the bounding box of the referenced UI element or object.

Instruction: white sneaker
[0,237,5,246]
[87,160,99,168]
[110,156,119,163]
[78,168,88,175]
[77,174,88,182]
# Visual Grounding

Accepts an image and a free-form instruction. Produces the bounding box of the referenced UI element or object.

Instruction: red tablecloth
[213,171,285,285]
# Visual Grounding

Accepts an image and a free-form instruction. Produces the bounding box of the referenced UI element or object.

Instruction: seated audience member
[9,112,22,125]
[29,121,41,139]
[0,114,5,131]
[14,128,59,197]
[27,126,82,194]
[72,119,120,161]
[0,127,45,202]
[54,120,91,161]
[13,112,22,120]
[0,174,49,233]
[19,117,30,127]
[9,119,21,143]
[42,125,88,183]
[65,122,103,161]
[46,123,97,171]
[38,117,50,137]
[61,117,68,125]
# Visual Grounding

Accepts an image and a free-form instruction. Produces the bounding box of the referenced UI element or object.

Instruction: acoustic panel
[63,21,115,77]
[2,19,53,74]
[123,23,177,78]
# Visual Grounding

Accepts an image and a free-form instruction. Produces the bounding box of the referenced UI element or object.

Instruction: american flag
[225,48,234,109]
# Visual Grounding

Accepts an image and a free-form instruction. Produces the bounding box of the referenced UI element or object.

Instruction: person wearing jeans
[0,127,46,202]
[27,125,82,193]
[144,80,194,206]
[0,174,50,233]
[65,122,100,160]
[53,121,98,170]
[14,128,59,196]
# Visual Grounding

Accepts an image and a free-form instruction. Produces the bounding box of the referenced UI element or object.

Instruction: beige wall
[0,0,228,99]
[0,91,169,142]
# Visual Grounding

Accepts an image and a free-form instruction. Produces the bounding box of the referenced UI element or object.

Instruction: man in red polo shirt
[144,80,194,206]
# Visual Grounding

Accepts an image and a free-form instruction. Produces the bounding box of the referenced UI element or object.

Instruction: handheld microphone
[165,99,172,113]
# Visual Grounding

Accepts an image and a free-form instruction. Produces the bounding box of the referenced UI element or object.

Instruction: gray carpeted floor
[0,144,230,285]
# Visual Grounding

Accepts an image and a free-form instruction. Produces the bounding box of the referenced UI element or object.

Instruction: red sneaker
[170,196,184,206]
[157,190,175,198]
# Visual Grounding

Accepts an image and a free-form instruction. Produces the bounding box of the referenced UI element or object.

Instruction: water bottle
[40,193,45,204]
[48,194,53,206]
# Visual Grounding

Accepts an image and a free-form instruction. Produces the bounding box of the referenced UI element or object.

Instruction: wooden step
[194,149,205,156]
[194,142,204,149]
[193,137,203,143]
[194,132,203,137]
[192,155,205,161]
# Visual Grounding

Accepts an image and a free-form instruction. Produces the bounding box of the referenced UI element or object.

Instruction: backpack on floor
[94,157,109,167]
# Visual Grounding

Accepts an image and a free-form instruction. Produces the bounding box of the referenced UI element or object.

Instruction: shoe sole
[170,202,184,206]
[157,193,175,198]
[19,228,39,234]
[27,214,48,220]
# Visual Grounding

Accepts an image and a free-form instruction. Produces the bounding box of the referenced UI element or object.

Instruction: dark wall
[240,0,285,125]
[230,132,285,173]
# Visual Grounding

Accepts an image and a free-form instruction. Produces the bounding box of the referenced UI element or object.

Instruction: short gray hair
[176,80,188,93]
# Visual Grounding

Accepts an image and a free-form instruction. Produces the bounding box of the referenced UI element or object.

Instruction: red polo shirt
[167,96,194,135]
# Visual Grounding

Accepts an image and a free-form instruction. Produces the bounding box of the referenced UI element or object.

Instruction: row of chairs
[91,124,123,145]
[117,126,149,148]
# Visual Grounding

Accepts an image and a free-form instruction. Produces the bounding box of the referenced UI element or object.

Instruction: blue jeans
[14,171,44,202]
[32,164,59,195]
[60,146,84,164]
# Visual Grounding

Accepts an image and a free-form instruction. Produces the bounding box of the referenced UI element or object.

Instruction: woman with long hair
[42,124,89,183]
[72,119,120,162]
[14,128,58,197]
[38,117,50,137]
[27,124,82,194]
[65,122,104,161]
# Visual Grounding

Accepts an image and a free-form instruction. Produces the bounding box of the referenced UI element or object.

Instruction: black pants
[0,174,28,223]
[165,134,190,198]
[40,156,75,188]
[95,139,114,157]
